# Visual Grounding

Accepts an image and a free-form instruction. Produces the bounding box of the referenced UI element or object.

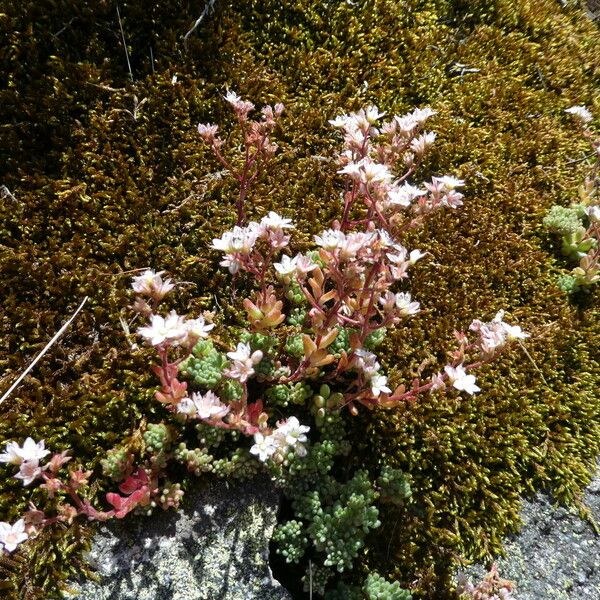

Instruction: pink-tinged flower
[131,270,175,300]
[387,183,427,208]
[226,343,263,383]
[394,292,420,317]
[250,433,278,462]
[444,364,480,394]
[70,469,93,490]
[224,90,255,117]
[45,450,72,474]
[138,311,187,346]
[315,229,346,250]
[339,231,374,260]
[565,105,593,123]
[379,291,397,313]
[432,175,465,192]
[197,123,219,141]
[471,310,529,353]
[429,372,446,392]
[177,391,229,420]
[15,461,43,486]
[0,438,50,466]
[295,254,318,275]
[410,131,436,155]
[0,519,28,553]
[40,476,63,498]
[371,373,391,397]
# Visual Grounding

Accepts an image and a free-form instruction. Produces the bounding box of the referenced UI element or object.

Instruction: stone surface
[69,475,291,600]
[460,461,600,599]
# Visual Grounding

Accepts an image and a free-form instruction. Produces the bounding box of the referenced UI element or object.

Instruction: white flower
[501,323,529,342]
[0,438,50,466]
[565,105,593,123]
[378,291,397,313]
[250,433,277,462]
[371,373,391,397]
[410,107,437,125]
[274,254,299,276]
[178,391,229,420]
[212,225,258,255]
[0,519,28,553]
[394,292,420,317]
[387,183,427,208]
[364,105,386,124]
[185,316,215,341]
[361,160,394,185]
[444,364,480,395]
[585,205,600,223]
[329,114,350,128]
[433,175,465,192]
[138,311,187,346]
[492,310,529,340]
[277,416,310,447]
[14,461,43,486]
[176,397,196,416]
[315,229,346,250]
[354,349,381,378]
[409,249,427,264]
[131,270,175,299]
[259,211,294,234]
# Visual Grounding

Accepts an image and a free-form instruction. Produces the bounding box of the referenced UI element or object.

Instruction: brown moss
[1,0,600,597]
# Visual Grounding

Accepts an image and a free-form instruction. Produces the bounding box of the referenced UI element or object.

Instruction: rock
[69,475,291,600]
[459,460,600,599]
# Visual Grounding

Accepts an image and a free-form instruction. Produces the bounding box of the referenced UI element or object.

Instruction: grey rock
[459,461,600,599]
[68,475,291,600]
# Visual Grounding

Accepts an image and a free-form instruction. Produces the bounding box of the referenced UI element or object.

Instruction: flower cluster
[544,106,600,294]
[198,93,284,225]
[0,437,50,486]
[250,417,310,462]
[0,437,116,554]
[114,93,530,595]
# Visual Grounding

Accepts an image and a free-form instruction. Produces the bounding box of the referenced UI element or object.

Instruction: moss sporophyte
[1,94,531,597]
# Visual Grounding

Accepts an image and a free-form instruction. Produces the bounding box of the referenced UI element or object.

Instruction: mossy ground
[1,0,599,597]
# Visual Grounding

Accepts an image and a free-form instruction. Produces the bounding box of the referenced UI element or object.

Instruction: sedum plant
[544,105,600,294]
[0,93,530,596]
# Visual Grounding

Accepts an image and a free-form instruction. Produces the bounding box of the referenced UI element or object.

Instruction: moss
[1,0,600,597]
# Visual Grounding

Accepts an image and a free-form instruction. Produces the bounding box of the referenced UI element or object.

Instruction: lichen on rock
[70,475,290,600]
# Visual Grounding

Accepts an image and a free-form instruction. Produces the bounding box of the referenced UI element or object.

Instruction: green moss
[1,0,600,597]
